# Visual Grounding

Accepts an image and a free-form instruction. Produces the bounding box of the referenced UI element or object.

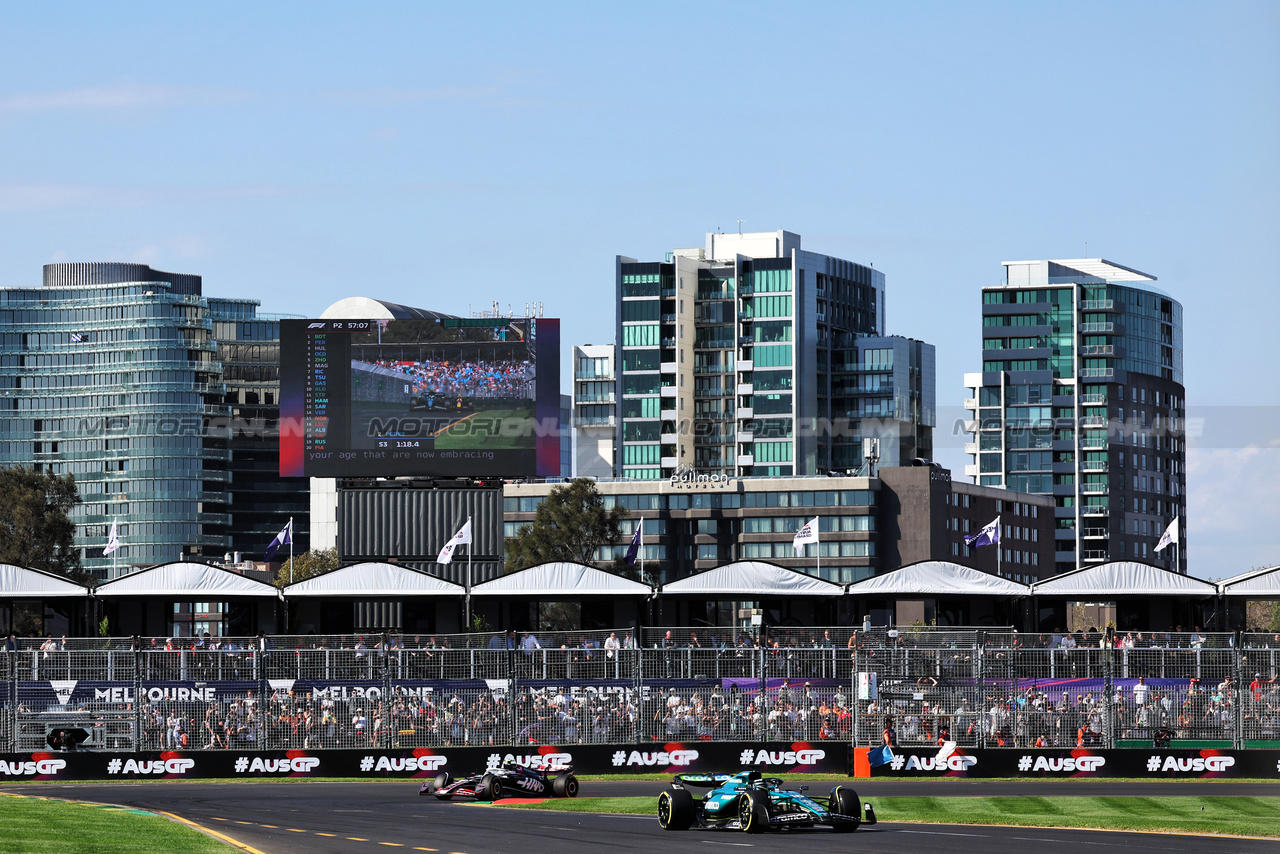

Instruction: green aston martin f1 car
[657,770,876,833]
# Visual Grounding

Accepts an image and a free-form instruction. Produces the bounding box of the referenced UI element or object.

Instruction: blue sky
[1,2,1277,575]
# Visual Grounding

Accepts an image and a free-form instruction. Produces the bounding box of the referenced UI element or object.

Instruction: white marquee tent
[1029,561,1217,598]
[0,563,91,598]
[95,562,280,598]
[847,560,1030,597]
[284,562,463,597]
[470,562,652,597]
[1216,565,1280,598]
[660,561,843,597]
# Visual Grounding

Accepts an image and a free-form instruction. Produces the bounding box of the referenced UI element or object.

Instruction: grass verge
[0,794,235,854]
[495,795,1280,837]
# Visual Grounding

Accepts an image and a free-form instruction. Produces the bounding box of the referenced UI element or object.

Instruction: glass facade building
[0,263,308,580]
[964,259,1186,576]
[614,230,933,480]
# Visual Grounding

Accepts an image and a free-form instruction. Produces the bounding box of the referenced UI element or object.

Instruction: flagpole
[639,517,645,585]
[816,517,820,579]
[288,517,294,584]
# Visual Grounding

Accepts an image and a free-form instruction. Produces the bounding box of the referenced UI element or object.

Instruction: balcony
[1080,394,1106,405]
[1080,415,1107,427]
[660,314,676,324]
[736,430,754,443]
[737,454,755,466]
[963,398,978,410]
[1081,505,1109,516]
[1080,368,1115,379]
[1082,483,1109,494]
[661,456,678,468]
[1081,528,1110,539]
[1080,300,1116,311]
[575,393,615,403]
[573,414,616,427]
[660,408,676,420]
[738,360,753,371]
[660,386,677,398]
[964,442,978,455]
[736,383,754,395]
[660,362,677,374]
[1080,344,1115,357]
[1082,550,1110,562]
[963,421,978,433]
[1080,322,1114,334]
[1081,460,1108,472]
[660,433,677,444]
[964,464,979,478]
[737,407,753,419]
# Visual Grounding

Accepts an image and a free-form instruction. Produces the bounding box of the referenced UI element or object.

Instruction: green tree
[0,466,87,584]
[273,548,340,588]
[504,478,629,572]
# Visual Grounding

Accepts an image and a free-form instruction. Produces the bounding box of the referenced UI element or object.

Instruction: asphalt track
[5,780,1279,854]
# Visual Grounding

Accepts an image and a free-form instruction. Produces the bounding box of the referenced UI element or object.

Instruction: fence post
[976,631,986,749]
[5,645,14,751]
[508,635,519,747]
[133,636,143,751]
[632,624,642,748]
[1234,632,1244,750]
[1103,628,1115,749]
[380,631,392,749]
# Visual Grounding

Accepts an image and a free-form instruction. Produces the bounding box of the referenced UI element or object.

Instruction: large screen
[279,317,560,478]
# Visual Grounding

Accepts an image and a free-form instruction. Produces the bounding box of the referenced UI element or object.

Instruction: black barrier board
[0,741,849,781]
[861,747,1280,778]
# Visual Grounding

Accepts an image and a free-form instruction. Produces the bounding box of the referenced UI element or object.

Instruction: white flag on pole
[437,519,473,564]
[103,519,120,556]
[792,516,820,554]
[1154,517,1180,552]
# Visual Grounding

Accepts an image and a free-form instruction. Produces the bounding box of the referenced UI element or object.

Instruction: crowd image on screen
[376,359,533,400]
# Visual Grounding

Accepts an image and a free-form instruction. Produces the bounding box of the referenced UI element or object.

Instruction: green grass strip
[0,794,236,854]
[497,795,1280,837]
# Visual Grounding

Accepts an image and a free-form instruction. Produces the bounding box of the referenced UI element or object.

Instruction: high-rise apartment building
[964,259,1186,576]
[571,344,615,478]
[0,263,307,579]
[615,230,932,480]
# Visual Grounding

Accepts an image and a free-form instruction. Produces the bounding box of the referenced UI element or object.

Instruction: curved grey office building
[0,263,307,580]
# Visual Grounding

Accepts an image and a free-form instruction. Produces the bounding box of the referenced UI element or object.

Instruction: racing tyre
[431,771,452,800]
[552,774,580,798]
[738,790,770,834]
[478,773,505,802]
[828,786,861,832]
[657,788,695,831]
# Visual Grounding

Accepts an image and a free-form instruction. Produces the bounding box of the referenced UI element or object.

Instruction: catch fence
[4,628,1277,753]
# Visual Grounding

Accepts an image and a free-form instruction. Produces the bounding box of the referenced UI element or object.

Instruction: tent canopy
[847,560,1029,597]
[284,562,463,597]
[661,561,843,597]
[95,562,280,598]
[471,562,651,597]
[1217,565,1280,598]
[0,563,91,599]
[1030,561,1217,598]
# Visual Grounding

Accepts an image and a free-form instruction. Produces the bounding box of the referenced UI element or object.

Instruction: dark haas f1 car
[420,760,580,802]
[657,770,875,833]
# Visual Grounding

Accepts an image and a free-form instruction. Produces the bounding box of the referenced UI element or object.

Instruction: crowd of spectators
[375,358,533,400]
